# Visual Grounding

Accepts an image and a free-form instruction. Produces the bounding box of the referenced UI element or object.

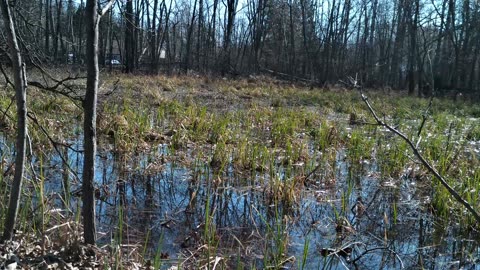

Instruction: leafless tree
[83,0,115,245]
[0,0,28,242]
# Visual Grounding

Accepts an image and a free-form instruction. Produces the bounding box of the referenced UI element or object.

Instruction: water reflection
[35,139,480,269]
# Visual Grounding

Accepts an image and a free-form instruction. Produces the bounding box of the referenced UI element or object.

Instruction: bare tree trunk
[252,0,267,72]
[221,0,237,75]
[433,0,447,90]
[288,0,295,75]
[339,0,351,77]
[407,0,419,95]
[83,0,99,245]
[108,9,114,71]
[438,0,456,90]
[38,0,44,48]
[134,0,142,70]
[0,0,28,242]
[322,0,336,82]
[468,36,480,90]
[82,0,115,246]
[183,0,197,73]
[196,0,203,70]
[77,0,85,63]
[48,1,55,58]
[54,0,62,61]
[299,0,313,77]
[125,0,135,73]
[447,0,459,89]
[390,0,406,88]
[45,0,50,56]
[368,0,378,84]
[158,0,172,71]
[360,0,369,84]
[207,0,218,69]
[150,0,158,74]
[459,0,471,89]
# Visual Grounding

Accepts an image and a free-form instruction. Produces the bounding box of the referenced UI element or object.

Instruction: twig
[443,122,454,160]
[350,246,404,268]
[100,0,116,17]
[26,132,39,182]
[305,163,322,180]
[0,59,14,87]
[25,57,86,105]
[28,78,84,103]
[179,244,208,266]
[45,221,74,233]
[0,95,14,123]
[103,78,120,96]
[359,89,480,224]
[416,95,433,138]
[27,112,81,183]
[260,67,321,85]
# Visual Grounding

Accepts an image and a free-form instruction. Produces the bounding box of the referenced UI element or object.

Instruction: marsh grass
[255,204,292,269]
[377,137,410,177]
[152,232,166,269]
[345,128,374,172]
[0,158,8,233]
[201,190,222,270]
[0,74,479,268]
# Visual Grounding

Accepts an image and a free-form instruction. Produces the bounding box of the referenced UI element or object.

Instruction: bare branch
[0,54,14,88]
[27,112,81,183]
[350,246,404,268]
[23,60,86,107]
[416,95,433,138]
[100,0,116,17]
[359,89,480,224]
[28,76,85,103]
[0,95,14,123]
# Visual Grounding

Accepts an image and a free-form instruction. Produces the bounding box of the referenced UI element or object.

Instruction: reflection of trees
[300,172,480,269]
[39,139,480,267]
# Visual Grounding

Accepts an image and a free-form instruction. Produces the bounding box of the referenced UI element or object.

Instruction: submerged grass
[0,73,479,268]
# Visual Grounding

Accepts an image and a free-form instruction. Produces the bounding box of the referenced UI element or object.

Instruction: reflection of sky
[18,131,480,269]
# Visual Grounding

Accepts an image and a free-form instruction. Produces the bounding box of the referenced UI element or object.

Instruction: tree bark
[222,0,237,75]
[149,0,158,74]
[207,0,218,69]
[288,0,295,75]
[125,0,135,73]
[196,0,203,70]
[0,0,28,242]
[45,0,50,56]
[183,0,197,73]
[390,0,407,88]
[407,0,419,95]
[54,0,62,61]
[83,0,99,245]
[108,9,114,71]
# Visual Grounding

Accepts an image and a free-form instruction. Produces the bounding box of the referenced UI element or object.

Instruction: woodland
[2,0,480,94]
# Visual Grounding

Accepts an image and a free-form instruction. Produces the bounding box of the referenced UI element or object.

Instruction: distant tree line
[2,0,480,95]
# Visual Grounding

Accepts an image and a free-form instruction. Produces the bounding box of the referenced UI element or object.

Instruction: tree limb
[359,89,480,224]
[0,95,14,123]
[28,77,85,103]
[27,112,81,183]
[100,0,116,17]
[0,58,14,87]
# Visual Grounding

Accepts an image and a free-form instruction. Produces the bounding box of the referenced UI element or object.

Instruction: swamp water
[30,131,480,270]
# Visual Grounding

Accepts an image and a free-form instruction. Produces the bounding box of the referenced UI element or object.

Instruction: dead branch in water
[344,75,480,224]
